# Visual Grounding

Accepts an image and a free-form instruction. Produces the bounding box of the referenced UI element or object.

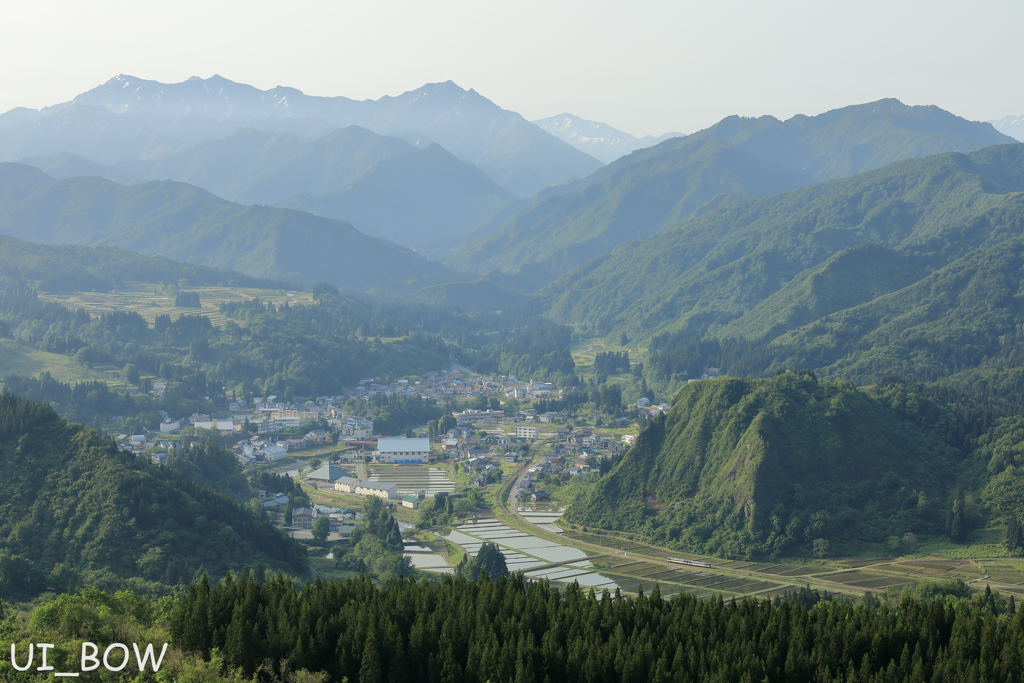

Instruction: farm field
[0,339,119,384]
[498,490,1024,602]
[38,283,313,328]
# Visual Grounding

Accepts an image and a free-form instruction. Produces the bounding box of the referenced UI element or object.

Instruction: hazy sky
[2,0,1022,136]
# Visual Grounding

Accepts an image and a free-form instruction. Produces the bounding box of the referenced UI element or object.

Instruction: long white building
[375,437,430,463]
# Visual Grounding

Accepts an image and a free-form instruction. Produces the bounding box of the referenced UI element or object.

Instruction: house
[375,437,430,463]
[354,481,398,500]
[333,476,360,493]
[504,454,517,463]
[401,495,420,509]
[262,444,288,461]
[291,507,317,528]
[531,490,550,502]
[159,419,181,434]
[516,426,539,439]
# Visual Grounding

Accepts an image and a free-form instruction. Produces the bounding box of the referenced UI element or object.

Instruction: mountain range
[990,115,1024,142]
[542,143,1024,396]
[533,113,684,163]
[450,99,1016,289]
[26,126,517,249]
[2,75,603,197]
[0,163,446,288]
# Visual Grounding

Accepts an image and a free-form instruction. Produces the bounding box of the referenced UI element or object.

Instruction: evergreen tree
[1006,514,1024,552]
[946,489,968,543]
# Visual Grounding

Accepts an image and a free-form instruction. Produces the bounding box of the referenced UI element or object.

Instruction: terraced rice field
[39,284,313,328]
[367,465,456,496]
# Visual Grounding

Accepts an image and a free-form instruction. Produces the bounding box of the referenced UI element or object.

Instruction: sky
[2,0,1022,137]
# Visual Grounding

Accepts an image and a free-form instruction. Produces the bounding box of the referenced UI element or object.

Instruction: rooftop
[377,437,430,452]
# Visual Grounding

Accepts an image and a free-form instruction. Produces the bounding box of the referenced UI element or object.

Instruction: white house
[375,437,430,463]
[354,481,398,500]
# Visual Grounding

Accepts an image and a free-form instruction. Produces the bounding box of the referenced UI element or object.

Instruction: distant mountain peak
[4,74,603,197]
[989,114,1024,142]
[533,113,683,163]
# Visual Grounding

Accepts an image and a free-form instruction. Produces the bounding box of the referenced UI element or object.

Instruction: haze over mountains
[0,77,1017,303]
[0,163,445,288]
[991,115,1024,142]
[27,126,517,248]
[450,99,1015,289]
[1,74,603,198]
[533,113,684,163]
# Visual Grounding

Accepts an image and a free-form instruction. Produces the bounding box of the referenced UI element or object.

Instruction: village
[110,363,672,551]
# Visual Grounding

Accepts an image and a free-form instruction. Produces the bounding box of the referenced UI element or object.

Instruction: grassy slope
[0,339,116,384]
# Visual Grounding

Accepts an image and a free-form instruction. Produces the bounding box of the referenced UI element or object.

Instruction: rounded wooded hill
[564,372,957,557]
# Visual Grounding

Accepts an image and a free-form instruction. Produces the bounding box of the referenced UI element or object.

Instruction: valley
[2,66,1024,682]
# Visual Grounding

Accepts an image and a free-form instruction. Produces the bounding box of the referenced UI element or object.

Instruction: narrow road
[356,461,367,480]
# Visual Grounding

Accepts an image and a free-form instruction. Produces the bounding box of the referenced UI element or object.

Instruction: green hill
[278,143,515,247]
[0,163,446,289]
[0,393,305,600]
[449,99,1014,289]
[0,234,290,292]
[541,144,1024,393]
[563,374,1008,558]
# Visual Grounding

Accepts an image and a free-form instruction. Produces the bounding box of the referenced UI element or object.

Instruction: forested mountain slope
[450,100,1014,289]
[0,234,290,292]
[27,128,516,249]
[0,394,305,600]
[109,125,415,205]
[564,373,1024,558]
[278,143,515,247]
[0,163,445,288]
[543,144,1024,393]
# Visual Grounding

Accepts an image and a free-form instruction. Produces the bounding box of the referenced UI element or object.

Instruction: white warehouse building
[375,437,431,463]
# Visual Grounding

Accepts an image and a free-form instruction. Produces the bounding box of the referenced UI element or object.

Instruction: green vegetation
[0,233,289,293]
[450,99,1013,289]
[336,496,411,577]
[540,144,1024,404]
[0,394,305,601]
[0,163,445,288]
[565,373,1024,558]
[164,570,1024,683]
[454,541,509,580]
